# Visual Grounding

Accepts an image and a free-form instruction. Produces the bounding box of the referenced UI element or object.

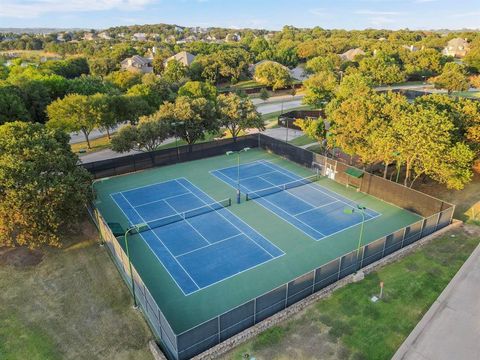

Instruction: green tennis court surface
[94,148,422,334]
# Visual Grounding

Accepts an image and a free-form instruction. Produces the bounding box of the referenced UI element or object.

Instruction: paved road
[256,98,304,115]
[393,234,480,360]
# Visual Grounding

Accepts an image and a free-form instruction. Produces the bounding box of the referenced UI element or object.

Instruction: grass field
[70,135,112,154]
[288,134,316,146]
[0,219,153,360]
[220,224,480,360]
[263,105,313,128]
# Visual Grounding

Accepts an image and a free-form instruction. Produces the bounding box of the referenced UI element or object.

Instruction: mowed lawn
[220,224,480,360]
[0,218,153,360]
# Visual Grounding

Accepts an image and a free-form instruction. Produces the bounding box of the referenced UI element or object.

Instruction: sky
[0,0,479,30]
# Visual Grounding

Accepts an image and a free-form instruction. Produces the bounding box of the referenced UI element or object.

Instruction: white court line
[162,198,212,245]
[293,200,339,217]
[111,177,184,197]
[177,178,285,257]
[176,233,243,258]
[209,159,270,174]
[216,170,326,239]
[109,193,194,296]
[259,160,381,218]
[120,193,202,291]
[134,191,190,208]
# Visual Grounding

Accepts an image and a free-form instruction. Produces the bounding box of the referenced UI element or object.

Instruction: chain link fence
[88,134,454,360]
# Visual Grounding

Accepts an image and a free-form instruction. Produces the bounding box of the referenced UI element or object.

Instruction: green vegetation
[0,122,91,248]
[0,220,153,360]
[222,225,480,360]
[288,134,316,146]
[70,134,112,154]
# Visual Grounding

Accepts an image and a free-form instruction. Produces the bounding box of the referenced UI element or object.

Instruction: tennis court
[111,177,284,295]
[211,160,381,240]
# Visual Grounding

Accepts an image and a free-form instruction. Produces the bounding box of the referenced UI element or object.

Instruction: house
[339,48,365,62]
[442,38,470,58]
[402,45,419,52]
[120,55,153,74]
[164,51,196,67]
[205,35,217,42]
[165,35,176,43]
[82,32,96,41]
[225,33,241,42]
[174,26,184,33]
[98,32,112,40]
[132,33,147,41]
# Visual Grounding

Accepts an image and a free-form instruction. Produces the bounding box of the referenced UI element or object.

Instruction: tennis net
[132,198,232,233]
[245,174,319,201]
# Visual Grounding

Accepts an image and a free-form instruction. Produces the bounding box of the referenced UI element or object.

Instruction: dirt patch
[0,247,43,267]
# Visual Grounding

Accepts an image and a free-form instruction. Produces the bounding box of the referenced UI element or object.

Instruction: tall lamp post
[172,121,184,160]
[124,223,147,308]
[226,147,250,203]
[343,205,367,272]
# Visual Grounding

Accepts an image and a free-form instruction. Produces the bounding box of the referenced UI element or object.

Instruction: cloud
[0,0,155,18]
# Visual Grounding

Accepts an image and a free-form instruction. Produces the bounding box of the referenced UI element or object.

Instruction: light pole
[226,147,250,203]
[343,205,367,272]
[172,121,184,160]
[124,223,147,308]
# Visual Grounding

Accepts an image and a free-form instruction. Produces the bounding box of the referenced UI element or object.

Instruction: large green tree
[254,61,292,91]
[216,93,263,141]
[429,62,469,94]
[0,121,90,247]
[303,70,338,108]
[0,85,30,124]
[111,116,170,153]
[46,93,99,148]
[154,96,217,149]
[178,81,217,101]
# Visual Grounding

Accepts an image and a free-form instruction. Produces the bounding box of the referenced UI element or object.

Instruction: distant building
[339,48,365,62]
[225,33,241,42]
[174,26,184,33]
[185,35,197,42]
[98,32,112,40]
[205,35,217,42]
[121,55,153,73]
[164,51,196,67]
[82,32,96,41]
[132,33,147,41]
[442,38,470,58]
[165,35,176,43]
[402,45,420,52]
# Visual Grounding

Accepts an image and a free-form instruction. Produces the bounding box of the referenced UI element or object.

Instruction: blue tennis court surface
[211,160,381,241]
[111,177,284,295]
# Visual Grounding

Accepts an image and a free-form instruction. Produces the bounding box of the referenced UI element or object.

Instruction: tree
[293,117,327,148]
[68,75,119,95]
[126,74,175,110]
[464,45,480,72]
[216,93,263,141]
[105,70,143,92]
[178,81,217,101]
[470,75,480,89]
[0,85,30,124]
[163,59,188,83]
[46,94,98,148]
[88,57,117,76]
[429,62,469,94]
[303,70,338,108]
[0,121,91,247]
[111,116,170,152]
[400,48,446,80]
[254,61,292,91]
[358,52,405,85]
[394,104,474,189]
[154,96,217,149]
[305,54,341,74]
